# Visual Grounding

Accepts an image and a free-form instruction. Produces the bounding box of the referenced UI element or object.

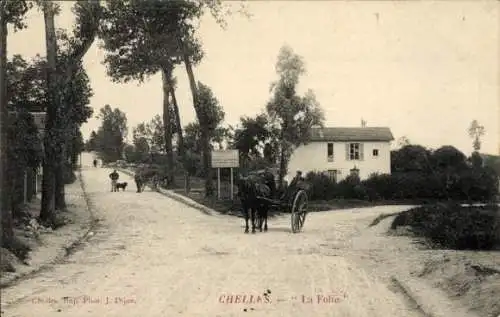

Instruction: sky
[7,1,500,156]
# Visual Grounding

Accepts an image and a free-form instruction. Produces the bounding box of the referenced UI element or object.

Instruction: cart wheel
[291,190,308,233]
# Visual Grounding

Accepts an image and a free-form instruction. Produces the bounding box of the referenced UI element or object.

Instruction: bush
[358,168,498,203]
[336,174,366,200]
[391,203,500,250]
[454,167,499,202]
[390,172,445,200]
[362,173,395,200]
[305,171,336,200]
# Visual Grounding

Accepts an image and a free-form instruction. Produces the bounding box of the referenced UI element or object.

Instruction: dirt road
[1,155,425,317]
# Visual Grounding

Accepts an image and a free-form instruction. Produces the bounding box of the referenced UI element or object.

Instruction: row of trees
[1,1,99,252]
[1,0,240,253]
[87,43,325,194]
[93,0,242,197]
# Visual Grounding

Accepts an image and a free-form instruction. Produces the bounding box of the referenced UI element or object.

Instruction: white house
[286,126,395,182]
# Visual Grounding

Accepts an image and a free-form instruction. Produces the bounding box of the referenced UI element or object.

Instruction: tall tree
[173,1,243,196]
[182,82,228,175]
[169,80,184,155]
[161,67,175,183]
[232,113,271,165]
[132,136,150,162]
[99,0,246,195]
[39,0,101,223]
[133,115,170,153]
[85,130,98,152]
[39,0,60,225]
[98,0,206,187]
[133,122,154,150]
[198,82,226,143]
[60,61,93,169]
[27,53,93,210]
[266,45,325,186]
[0,0,31,248]
[53,1,101,210]
[468,120,485,152]
[94,105,128,163]
[179,43,213,194]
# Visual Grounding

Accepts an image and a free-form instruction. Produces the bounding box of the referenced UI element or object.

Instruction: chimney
[361,119,367,128]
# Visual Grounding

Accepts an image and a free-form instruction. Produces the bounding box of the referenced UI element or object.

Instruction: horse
[135,166,162,192]
[237,169,276,234]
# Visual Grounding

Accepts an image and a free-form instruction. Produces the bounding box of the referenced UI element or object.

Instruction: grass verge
[390,202,500,250]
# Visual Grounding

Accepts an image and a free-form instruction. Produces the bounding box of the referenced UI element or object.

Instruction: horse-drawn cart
[255,182,309,233]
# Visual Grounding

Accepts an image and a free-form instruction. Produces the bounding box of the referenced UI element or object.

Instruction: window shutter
[360,143,364,161]
[345,143,350,160]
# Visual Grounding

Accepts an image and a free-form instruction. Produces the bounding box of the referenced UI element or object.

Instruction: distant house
[286,126,395,182]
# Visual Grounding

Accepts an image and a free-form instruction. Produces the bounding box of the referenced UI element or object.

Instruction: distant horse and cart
[134,165,166,192]
[237,168,309,234]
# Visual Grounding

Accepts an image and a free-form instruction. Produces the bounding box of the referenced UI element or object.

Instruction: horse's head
[236,176,251,199]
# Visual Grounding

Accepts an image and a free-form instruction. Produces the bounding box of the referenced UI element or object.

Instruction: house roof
[309,127,394,142]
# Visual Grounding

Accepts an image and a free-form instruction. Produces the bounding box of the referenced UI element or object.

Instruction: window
[350,143,360,160]
[346,143,363,160]
[373,149,379,157]
[327,143,334,162]
[327,170,338,183]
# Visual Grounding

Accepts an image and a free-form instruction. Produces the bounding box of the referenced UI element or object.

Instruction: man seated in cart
[281,170,305,203]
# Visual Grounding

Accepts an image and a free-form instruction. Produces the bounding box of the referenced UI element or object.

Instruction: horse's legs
[243,203,249,233]
[257,206,264,232]
[250,207,256,234]
[263,205,268,232]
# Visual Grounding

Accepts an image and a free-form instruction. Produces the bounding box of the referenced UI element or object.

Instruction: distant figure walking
[134,172,144,193]
[93,159,98,168]
[109,170,120,192]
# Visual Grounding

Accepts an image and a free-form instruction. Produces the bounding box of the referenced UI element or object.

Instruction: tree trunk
[27,168,35,202]
[52,1,101,210]
[169,85,184,157]
[69,126,80,169]
[54,145,66,210]
[168,82,190,192]
[277,126,287,191]
[55,130,71,208]
[180,47,214,197]
[66,129,74,170]
[0,2,14,248]
[161,66,175,187]
[39,2,59,226]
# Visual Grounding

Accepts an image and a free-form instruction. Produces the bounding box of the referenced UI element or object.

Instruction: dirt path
[1,154,427,317]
